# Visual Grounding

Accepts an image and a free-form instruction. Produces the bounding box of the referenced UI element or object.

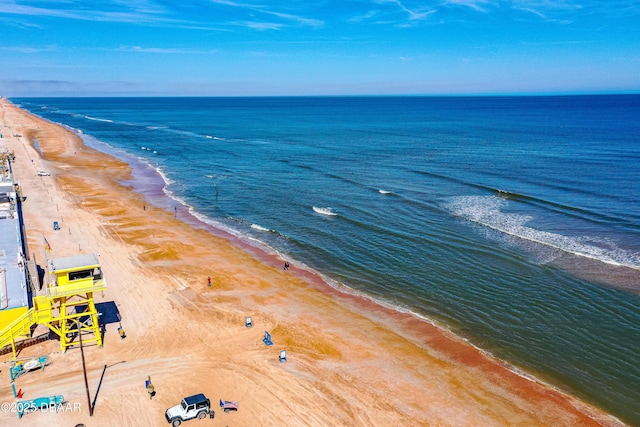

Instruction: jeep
[165,393,213,426]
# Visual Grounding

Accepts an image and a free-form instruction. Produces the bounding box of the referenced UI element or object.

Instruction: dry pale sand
[0,98,626,427]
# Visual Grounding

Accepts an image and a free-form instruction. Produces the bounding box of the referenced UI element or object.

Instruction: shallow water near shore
[13,95,640,425]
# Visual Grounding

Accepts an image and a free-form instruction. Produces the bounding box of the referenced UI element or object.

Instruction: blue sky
[0,0,639,96]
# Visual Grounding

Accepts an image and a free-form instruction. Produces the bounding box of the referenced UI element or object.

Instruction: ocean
[13,95,640,425]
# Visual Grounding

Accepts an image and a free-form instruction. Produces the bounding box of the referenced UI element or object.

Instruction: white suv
[165,393,213,426]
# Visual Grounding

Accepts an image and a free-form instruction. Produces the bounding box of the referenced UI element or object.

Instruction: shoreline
[6,104,576,398]
[0,98,627,426]
[23,100,636,407]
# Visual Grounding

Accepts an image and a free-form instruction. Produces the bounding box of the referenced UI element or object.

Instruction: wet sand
[0,98,626,426]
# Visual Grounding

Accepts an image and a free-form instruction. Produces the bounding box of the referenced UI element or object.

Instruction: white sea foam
[58,123,83,135]
[251,223,271,232]
[150,163,175,187]
[444,195,640,270]
[84,115,113,123]
[313,206,337,216]
[186,207,282,257]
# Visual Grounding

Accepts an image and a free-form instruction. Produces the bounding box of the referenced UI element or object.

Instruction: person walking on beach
[283,262,290,270]
[207,276,212,287]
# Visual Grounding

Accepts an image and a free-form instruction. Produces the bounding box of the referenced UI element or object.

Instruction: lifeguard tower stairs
[0,254,106,358]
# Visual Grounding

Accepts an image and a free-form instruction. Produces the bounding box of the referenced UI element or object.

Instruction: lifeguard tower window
[68,269,93,281]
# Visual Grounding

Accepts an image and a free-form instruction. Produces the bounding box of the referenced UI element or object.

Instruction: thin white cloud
[377,0,437,20]
[511,0,583,12]
[0,2,83,19]
[349,10,380,23]
[508,0,638,21]
[263,11,323,28]
[208,0,244,6]
[0,78,146,96]
[515,6,547,19]
[520,39,594,46]
[0,44,58,53]
[0,0,325,32]
[207,1,324,29]
[443,0,492,13]
[237,21,284,31]
[116,45,221,54]
[355,0,437,27]
[0,0,178,25]
[1,0,638,34]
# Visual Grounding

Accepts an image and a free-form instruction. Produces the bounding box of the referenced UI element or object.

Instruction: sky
[0,0,639,97]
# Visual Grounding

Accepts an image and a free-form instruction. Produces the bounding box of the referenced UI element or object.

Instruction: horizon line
[5,90,640,99]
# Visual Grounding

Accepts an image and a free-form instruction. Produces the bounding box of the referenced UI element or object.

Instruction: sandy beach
[0,98,626,427]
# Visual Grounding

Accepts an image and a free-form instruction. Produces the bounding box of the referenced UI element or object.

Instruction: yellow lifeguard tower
[43,254,106,352]
[0,253,106,357]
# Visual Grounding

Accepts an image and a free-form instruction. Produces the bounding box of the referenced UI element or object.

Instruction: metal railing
[0,308,37,349]
[47,278,106,298]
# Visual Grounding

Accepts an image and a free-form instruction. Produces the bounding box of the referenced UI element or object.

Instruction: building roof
[48,254,100,273]
[0,159,28,311]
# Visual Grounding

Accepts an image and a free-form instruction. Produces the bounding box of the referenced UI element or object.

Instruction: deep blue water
[13,95,640,425]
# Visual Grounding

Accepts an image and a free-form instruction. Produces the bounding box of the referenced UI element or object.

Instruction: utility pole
[78,320,93,416]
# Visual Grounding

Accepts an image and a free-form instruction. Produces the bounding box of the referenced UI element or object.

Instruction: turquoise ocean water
[13,96,640,425]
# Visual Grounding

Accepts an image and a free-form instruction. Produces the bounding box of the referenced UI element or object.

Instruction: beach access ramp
[0,297,52,355]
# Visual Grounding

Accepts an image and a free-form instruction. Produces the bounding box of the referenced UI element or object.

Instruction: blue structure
[10,356,49,381]
[263,331,273,346]
[17,395,65,419]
